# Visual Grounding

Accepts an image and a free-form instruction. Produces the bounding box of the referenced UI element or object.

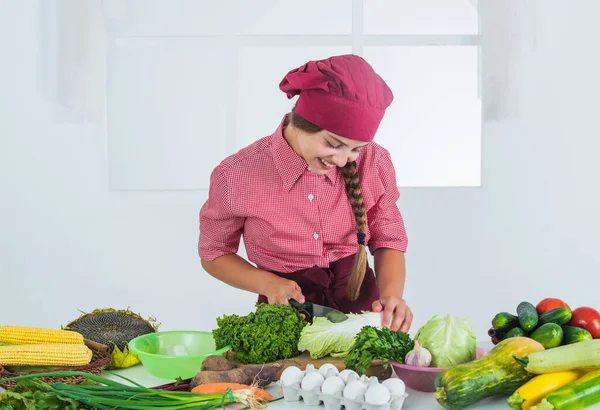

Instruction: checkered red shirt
[198,116,408,273]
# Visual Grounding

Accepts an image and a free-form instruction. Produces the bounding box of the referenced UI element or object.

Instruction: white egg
[338,369,359,384]
[301,371,325,391]
[321,375,346,396]
[382,378,406,396]
[279,366,304,387]
[359,374,371,386]
[318,363,339,378]
[343,380,367,401]
[365,383,391,406]
[367,376,380,386]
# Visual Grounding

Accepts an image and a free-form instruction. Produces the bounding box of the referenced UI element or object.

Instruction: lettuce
[414,314,476,368]
[212,303,306,364]
[298,311,382,359]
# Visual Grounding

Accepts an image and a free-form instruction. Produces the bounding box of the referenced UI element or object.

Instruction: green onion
[0,371,253,410]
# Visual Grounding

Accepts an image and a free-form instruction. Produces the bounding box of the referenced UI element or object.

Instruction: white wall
[1,1,599,341]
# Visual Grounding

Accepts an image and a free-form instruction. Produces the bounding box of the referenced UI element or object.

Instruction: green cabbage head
[414,314,476,368]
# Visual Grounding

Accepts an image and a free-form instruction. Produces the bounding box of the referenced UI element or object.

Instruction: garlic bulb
[404,340,432,367]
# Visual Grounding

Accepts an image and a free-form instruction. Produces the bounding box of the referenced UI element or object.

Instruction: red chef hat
[279,54,393,142]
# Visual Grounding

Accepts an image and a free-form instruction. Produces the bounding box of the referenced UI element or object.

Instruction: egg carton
[281,383,408,410]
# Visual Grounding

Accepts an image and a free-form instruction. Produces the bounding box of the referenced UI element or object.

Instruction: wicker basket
[0,339,111,390]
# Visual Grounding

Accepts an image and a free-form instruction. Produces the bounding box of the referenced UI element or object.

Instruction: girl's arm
[201,254,305,305]
[372,248,413,332]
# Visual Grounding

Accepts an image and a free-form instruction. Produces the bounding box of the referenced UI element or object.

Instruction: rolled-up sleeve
[198,166,245,261]
[366,151,408,254]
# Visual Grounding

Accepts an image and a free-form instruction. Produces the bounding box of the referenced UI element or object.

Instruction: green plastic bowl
[128,330,231,380]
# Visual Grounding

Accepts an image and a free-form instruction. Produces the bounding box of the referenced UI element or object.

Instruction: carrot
[191,382,250,394]
[191,382,272,402]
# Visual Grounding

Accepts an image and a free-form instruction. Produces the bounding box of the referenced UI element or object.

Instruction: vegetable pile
[433,296,600,410]
[212,303,306,364]
[6,295,600,410]
[489,298,599,349]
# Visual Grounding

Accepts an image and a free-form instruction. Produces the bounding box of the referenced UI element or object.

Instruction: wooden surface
[225,350,392,380]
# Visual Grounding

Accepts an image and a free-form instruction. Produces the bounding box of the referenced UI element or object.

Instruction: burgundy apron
[257,253,379,314]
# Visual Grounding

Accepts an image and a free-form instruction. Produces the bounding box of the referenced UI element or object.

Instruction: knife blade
[311,303,348,323]
[289,299,348,323]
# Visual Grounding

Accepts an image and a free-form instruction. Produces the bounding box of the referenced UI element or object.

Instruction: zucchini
[493,312,520,331]
[530,368,600,410]
[538,307,572,327]
[514,339,600,374]
[434,337,545,409]
[507,370,586,410]
[529,323,563,349]
[518,301,539,332]
[561,326,592,345]
[504,327,526,339]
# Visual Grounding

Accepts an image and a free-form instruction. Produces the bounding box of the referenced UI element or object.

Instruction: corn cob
[0,326,84,345]
[0,343,93,366]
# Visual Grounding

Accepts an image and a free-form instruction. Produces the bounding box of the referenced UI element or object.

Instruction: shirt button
[313,232,319,240]
[308,194,314,201]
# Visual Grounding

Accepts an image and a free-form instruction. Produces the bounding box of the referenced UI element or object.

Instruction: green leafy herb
[344,325,415,375]
[0,380,91,409]
[213,303,307,364]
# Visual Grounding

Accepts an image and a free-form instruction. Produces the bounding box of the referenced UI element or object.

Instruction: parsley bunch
[212,303,307,364]
[344,325,415,375]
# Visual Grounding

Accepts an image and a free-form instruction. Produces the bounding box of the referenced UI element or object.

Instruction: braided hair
[289,108,367,301]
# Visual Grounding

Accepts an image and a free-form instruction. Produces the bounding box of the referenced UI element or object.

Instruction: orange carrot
[191,382,250,394]
[191,382,272,401]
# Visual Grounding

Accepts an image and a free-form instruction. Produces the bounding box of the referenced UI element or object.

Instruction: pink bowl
[390,346,488,392]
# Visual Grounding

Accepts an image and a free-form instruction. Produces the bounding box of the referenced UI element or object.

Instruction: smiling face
[284,123,368,175]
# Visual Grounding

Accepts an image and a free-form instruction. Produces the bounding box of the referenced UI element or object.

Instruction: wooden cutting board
[225,350,392,380]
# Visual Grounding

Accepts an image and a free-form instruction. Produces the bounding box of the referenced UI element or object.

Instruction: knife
[289,299,348,323]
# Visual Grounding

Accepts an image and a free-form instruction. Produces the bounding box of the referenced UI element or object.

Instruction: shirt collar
[271,114,339,192]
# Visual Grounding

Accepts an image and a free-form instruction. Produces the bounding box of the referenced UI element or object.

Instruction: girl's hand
[262,275,305,305]
[372,296,413,332]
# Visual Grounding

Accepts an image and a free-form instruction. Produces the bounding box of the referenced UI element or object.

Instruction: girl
[199,54,412,332]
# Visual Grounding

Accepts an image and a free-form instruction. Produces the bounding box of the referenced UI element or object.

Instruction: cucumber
[538,307,572,327]
[492,312,520,331]
[561,325,592,345]
[530,368,600,410]
[517,301,539,332]
[503,327,526,339]
[529,323,563,349]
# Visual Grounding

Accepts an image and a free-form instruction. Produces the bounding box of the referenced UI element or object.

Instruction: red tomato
[568,307,600,339]
[535,298,571,315]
